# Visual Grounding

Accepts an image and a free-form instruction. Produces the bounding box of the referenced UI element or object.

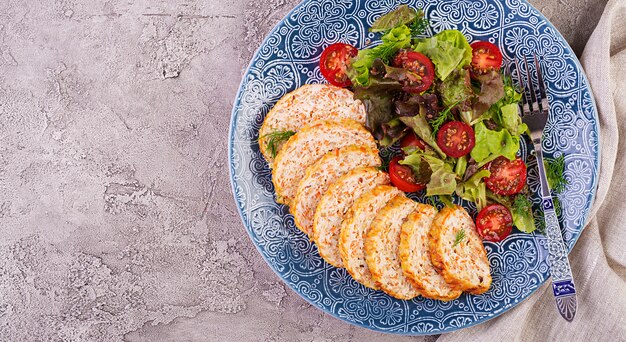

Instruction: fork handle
[534,141,578,321]
[543,197,578,321]
[533,138,551,198]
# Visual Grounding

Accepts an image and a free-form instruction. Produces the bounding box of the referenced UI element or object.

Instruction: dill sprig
[409,9,429,36]
[453,229,466,247]
[512,194,533,213]
[262,130,295,158]
[545,155,568,194]
[378,158,390,172]
[429,101,459,136]
[374,43,400,64]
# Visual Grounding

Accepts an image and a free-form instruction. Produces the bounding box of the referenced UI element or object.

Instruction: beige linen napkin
[438,0,626,340]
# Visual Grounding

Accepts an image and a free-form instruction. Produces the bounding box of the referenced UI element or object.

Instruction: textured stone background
[0,0,607,341]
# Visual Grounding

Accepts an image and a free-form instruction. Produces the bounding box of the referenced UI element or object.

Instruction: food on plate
[436,121,475,158]
[484,156,527,196]
[365,195,421,300]
[319,43,359,87]
[339,5,541,234]
[258,84,367,164]
[399,131,427,154]
[469,41,503,77]
[392,49,435,93]
[389,156,427,192]
[399,206,463,301]
[293,145,381,236]
[429,205,492,294]
[313,167,389,267]
[272,119,376,205]
[476,203,513,242]
[339,184,402,290]
[252,4,577,303]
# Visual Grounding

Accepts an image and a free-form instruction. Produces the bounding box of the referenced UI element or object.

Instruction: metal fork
[513,55,577,321]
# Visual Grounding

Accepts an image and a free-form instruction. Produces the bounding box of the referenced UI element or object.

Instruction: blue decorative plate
[229,0,599,335]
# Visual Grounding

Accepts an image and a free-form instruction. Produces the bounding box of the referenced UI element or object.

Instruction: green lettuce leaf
[470,71,505,120]
[399,115,445,157]
[412,30,472,80]
[499,103,528,135]
[480,73,524,126]
[378,118,409,147]
[486,191,537,233]
[455,155,467,178]
[511,194,537,233]
[470,121,520,164]
[438,68,474,108]
[353,71,403,142]
[349,49,377,87]
[401,153,457,196]
[456,170,490,210]
[348,25,413,86]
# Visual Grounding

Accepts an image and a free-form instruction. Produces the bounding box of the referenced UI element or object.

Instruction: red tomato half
[388,156,426,193]
[436,121,475,158]
[392,50,435,93]
[400,132,427,154]
[470,41,503,76]
[476,204,513,242]
[484,156,527,196]
[319,43,358,87]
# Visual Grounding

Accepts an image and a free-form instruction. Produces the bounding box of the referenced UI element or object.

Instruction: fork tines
[512,55,549,116]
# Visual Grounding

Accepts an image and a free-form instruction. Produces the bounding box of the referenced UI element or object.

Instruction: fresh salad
[318,6,567,242]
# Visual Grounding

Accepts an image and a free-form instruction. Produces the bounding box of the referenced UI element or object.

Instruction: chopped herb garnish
[409,9,429,36]
[512,194,533,213]
[262,131,296,158]
[545,155,568,194]
[453,229,466,247]
[429,101,459,136]
[535,196,561,235]
[553,196,562,217]
[378,158,390,172]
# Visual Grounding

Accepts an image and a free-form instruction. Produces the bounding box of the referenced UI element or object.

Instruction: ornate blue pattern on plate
[228,0,599,335]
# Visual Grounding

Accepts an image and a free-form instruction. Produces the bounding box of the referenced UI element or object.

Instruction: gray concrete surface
[0,0,607,341]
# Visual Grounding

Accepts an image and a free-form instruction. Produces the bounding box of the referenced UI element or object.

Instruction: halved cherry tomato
[392,50,435,93]
[319,43,358,87]
[388,156,426,193]
[436,121,475,158]
[476,204,513,242]
[470,41,503,76]
[400,132,427,154]
[484,156,527,196]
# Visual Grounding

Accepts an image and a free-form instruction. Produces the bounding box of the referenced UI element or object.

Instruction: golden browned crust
[271,119,375,206]
[339,185,400,290]
[428,205,492,294]
[365,195,421,300]
[259,84,366,165]
[400,206,462,301]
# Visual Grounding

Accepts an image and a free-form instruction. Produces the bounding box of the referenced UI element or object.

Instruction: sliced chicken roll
[272,119,376,206]
[429,205,492,295]
[365,195,421,300]
[259,84,366,165]
[399,205,463,301]
[339,185,402,290]
[313,167,389,268]
[292,145,380,237]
